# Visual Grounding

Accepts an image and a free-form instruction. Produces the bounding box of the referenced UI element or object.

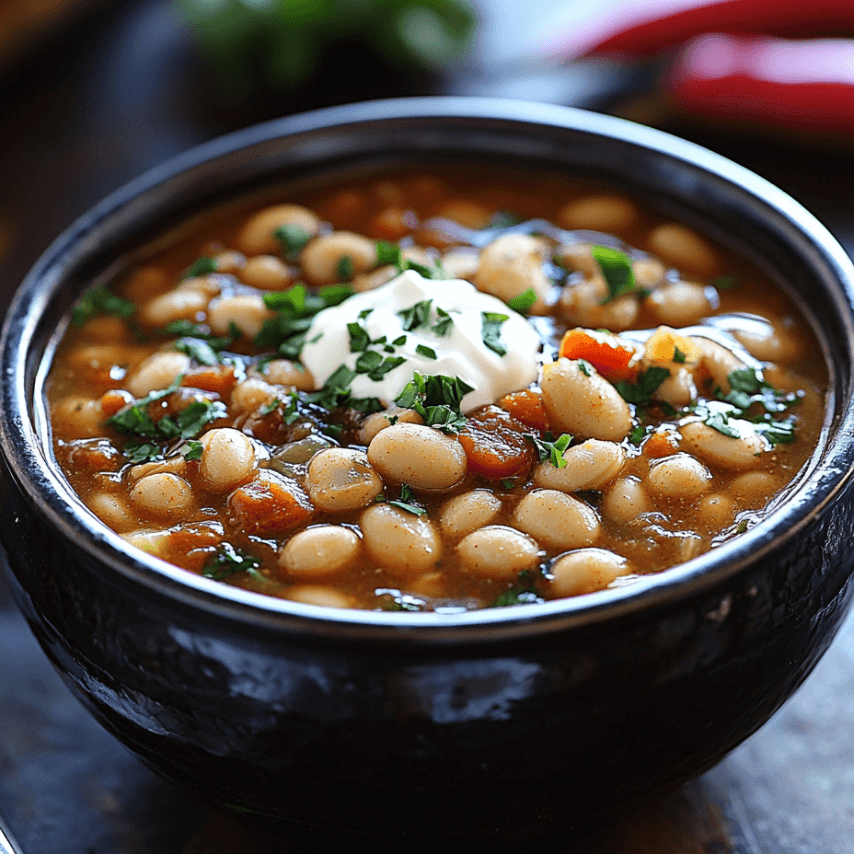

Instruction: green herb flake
[336,255,355,281]
[432,307,454,336]
[591,245,637,303]
[614,367,671,406]
[71,286,136,327]
[398,299,433,332]
[202,543,262,581]
[394,372,473,434]
[673,347,687,364]
[703,411,741,439]
[526,432,573,469]
[347,322,371,353]
[736,519,749,534]
[182,440,204,461]
[274,223,312,258]
[387,484,427,517]
[416,344,437,359]
[506,288,537,315]
[481,311,509,356]
[629,424,648,445]
[577,358,594,377]
[182,256,217,279]
[501,478,516,489]
[711,274,738,290]
[176,337,223,366]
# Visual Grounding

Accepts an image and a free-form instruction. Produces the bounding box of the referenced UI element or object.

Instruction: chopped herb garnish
[347,322,371,353]
[182,440,204,461]
[629,424,648,445]
[506,288,537,315]
[711,274,738,290]
[71,286,136,327]
[182,256,217,279]
[736,519,749,534]
[432,307,454,336]
[591,245,637,303]
[375,240,439,279]
[491,569,543,607]
[703,410,741,439]
[355,350,406,380]
[416,344,437,359]
[202,543,263,582]
[614,367,670,406]
[388,484,427,517]
[122,440,164,465]
[754,419,796,445]
[526,432,573,468]
[501,478,516,489]
[398,299,433,331]
[274,223,312,258]
[336,255,355,280]
[176,337,224,366]
[481,311,508,356]
[577,358,594,377]
[394,372,473,434]
[673,347,687,364]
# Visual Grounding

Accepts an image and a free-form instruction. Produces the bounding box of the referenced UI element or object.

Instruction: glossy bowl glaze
[2,98,854,841]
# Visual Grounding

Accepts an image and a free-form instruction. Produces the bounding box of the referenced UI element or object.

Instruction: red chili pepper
[665,34,854,136]
[569,0,854,59]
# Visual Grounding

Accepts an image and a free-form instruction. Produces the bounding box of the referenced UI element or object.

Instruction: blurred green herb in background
[176,0,477,95]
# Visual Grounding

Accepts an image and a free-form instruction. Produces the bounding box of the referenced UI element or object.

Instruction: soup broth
[45,167,827,611]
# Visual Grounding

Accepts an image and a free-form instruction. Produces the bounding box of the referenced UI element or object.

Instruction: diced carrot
[100,389,134,417]
[558,328,640,382]
[459,406,534,480]
[498,389,549,433]
[643,430,680,458]
[644,327,701,364]
[183,365,237,395]
[227,471,313,536]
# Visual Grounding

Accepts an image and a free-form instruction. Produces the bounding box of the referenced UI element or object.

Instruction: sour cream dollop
[300,270,541,412]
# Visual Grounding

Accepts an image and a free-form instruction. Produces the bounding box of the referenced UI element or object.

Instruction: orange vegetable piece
[183,365,237,395]
[558,328,640,382]
[459,406,534,481]
[644,327,701,364]
[227,471,313,536]
[100,389,134,417]
[643,430,680,458]
[498,389,549,433]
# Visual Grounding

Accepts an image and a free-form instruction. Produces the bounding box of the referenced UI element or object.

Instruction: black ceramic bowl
[2,98,854,842]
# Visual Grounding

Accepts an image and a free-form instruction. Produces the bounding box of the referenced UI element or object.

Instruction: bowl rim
[3,95,854,643]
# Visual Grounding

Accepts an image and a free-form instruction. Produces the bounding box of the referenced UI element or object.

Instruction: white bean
[533,439,625,492]
[549,548,630,597]
[646,453,712,498]
[439,490,502,539]
[691,337,746,394]
[306,448,383,512]
[648,282,712,327]
[601,476,649,524]
[130,473,194,519]
[237,204,320,256]
[729,471,782,503]
[360,504,441,574]
[558,277,639,331]
[230,377,279,413]
[679,420,765,470]
[513,489,600,550]
[558,194,638,232]
[357,408,424,445]
[301,232,377,285]
[51,397,105,438]
[199,428,258,493]
[367,423,467,491]
[256,359,315,391]
[456,526,539,579]
[647,222,721,277]
[207,295,273,338]
[240,255,294,290]
[278,526,361,578]
[282,585,353,609]
[87,492,134,531]
[126,351,191,398]
[699,493,735,528]
[541,358,632,442]
[140,288,209,326]
[474,234,551,306]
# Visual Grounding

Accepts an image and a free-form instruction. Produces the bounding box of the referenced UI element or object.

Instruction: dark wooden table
[1,1,854,850]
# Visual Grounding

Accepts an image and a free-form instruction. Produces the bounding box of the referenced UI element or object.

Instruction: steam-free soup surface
[46,168,826,611]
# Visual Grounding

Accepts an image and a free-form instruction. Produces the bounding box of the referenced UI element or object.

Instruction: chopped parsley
[481,311,508,356]
[416,344,437,359]
[274,223,312,258]
[591,245,637,303]
[614,367,670,406]
[375,241,439,279]
[398,299,434,332]
[254,282,353,359]
[386,484,427,517]
[432,307,454,336]
[71,286,136,327]
[526,432,573,468]
[202,543,264,582]
[394,372,473,434]
[577,358,594,377]
[336,254,355,281]
[181,256,217,279]
[106,375,227,462]
[182,440,204,461]
[673,347,687,364]
[506,288,537,315]
[491,570,543,607]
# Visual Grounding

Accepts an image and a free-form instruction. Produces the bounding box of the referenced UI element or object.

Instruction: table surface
[2,2,854,851]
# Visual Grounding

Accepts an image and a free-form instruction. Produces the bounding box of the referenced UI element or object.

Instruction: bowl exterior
[2,99,854,838]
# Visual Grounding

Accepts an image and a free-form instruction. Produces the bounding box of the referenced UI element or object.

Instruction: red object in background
[666,34,854,136]
[557,0,854,137]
